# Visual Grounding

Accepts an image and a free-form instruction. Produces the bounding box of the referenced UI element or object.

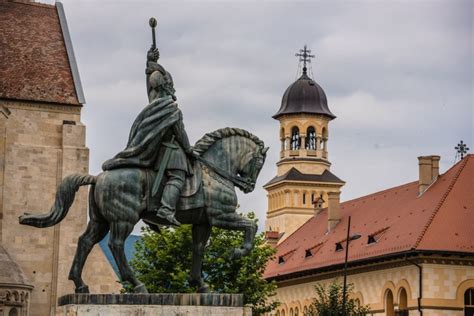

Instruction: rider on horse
[102,46,195,226]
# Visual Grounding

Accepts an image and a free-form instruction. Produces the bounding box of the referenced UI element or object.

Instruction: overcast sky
[50,0,472,233]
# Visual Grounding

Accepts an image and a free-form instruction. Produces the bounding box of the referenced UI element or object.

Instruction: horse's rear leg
[68,218,109,293]
[190,224,211,293]
[109,222,147,293]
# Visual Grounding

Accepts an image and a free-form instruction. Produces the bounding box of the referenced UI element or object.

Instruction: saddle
[145,160,205,213]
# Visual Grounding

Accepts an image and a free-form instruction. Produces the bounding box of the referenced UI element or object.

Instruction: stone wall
[266,260,474,316]
[0,100,121,316]
[56,293,252,316]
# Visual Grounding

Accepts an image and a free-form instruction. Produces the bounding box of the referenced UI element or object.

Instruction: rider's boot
[155,170,184,226]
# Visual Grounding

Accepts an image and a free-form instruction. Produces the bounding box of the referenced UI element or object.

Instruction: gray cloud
[48,0,473,233]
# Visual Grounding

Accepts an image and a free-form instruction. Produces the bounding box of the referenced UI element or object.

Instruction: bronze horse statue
[20,127,267,294]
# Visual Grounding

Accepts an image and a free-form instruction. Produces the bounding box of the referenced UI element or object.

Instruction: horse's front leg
[210,212,257,259]
[190,224,211,293]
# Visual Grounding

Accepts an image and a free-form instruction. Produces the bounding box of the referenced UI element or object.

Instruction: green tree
[129,212,280,315]
[305,281,370,316]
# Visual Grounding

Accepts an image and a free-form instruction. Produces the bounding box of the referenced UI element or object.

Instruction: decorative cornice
[265,180,344,190]
[267,208,315,217]
[268,250,474,284]
[277,157,331,166]
[0,99,82,114]
[0,283,34,290]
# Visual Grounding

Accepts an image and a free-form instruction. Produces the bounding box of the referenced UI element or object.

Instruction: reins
[194,155,255,192]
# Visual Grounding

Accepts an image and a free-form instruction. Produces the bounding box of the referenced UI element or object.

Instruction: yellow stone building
[0,1,120,315]
[264,47,345,243]
[263,50,474,316]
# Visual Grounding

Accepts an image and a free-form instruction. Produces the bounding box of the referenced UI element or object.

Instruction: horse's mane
[193,127,265,154]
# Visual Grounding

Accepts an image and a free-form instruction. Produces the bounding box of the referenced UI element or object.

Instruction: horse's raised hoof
[75,285,90,294]
[134,283,148,293]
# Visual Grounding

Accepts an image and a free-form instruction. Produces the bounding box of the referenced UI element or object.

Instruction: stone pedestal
[56,293,252,316]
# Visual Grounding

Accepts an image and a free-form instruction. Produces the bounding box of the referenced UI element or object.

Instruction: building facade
[264,51,474,316]
[0,1,120,315]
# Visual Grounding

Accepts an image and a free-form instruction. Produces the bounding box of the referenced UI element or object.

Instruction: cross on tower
[455,140,469,160]
[295,45,315,75]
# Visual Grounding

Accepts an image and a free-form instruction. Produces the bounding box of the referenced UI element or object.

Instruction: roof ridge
[8,1,55,9]
[414,157,469,248]
[279,247,298,259]
[341,180,417,205]
[307,241,325,251]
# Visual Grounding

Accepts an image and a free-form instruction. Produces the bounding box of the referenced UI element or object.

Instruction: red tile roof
[0,1,80,105]
[265,155,474,280]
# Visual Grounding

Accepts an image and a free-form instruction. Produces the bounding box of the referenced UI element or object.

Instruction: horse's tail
[19,174,97,228]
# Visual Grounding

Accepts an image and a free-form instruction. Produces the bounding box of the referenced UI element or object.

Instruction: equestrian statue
[19,17,268,294]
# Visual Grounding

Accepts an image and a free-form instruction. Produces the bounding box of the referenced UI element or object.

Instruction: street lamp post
[342,216,361,316]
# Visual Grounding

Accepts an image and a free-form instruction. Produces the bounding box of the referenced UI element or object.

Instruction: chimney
[265,231,280,247]
[418,155,440,195]
[327,191,341,231]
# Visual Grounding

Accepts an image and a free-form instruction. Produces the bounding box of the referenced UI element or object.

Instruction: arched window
[291,127,300,150]
[465,288,474,315]
[321,127,328,150]
[303,306,308,315]
[9,308,18,316]
[276,311,281,316]
[294,306,299,316]
[281,309,286,316]
[302,193,306,205]
[306,126,316,150]
[385,289,394,316]
[289,308,294,316]
[398,288,408,315]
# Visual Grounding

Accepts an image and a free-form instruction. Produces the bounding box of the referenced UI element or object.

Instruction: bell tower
[264,46,345,243]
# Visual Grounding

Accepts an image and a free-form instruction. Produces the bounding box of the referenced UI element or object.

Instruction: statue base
[56,293,252,316]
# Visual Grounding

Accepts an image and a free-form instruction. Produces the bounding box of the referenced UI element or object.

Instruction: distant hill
[99,234,141,276]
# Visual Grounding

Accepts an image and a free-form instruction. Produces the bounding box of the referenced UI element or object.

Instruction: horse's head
[194,128,268,193]
[237,145,268,193]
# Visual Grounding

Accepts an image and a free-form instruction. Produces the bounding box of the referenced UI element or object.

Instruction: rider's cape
[102,95,191,173]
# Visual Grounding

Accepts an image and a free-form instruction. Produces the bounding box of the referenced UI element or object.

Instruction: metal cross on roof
[295,45,315,75]
[455,140,469,160]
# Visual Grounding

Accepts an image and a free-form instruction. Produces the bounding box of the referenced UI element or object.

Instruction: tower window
[291,127,300,150]
[306,126,316,150]
[321,127,328,150]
